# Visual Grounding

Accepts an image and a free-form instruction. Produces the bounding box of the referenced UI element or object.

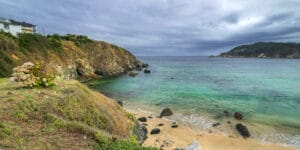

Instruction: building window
[4,23,9,29]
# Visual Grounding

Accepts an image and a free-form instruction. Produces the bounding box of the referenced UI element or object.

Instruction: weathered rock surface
[159,107,173,118]
[134,123,148,144]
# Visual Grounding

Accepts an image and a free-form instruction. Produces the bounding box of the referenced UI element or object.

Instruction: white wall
[0,22,22,36]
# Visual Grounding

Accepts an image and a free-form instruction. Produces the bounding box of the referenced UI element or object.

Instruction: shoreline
[127,108,297,150]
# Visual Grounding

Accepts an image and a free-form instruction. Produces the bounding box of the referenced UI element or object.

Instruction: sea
[87,56,300,148]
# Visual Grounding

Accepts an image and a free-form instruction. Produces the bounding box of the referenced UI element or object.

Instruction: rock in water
[224,110,229,116]
[134,123,148,144]
[129,71,138,77]
[236,123,250,138]
[138,117,147,122]
[117,100,123,107]
[150,128,160,134]
[159,107,173,118]
[142,63,149,68]
[186,141,201,150]
[234,112,243,120]
[144,69,150,73]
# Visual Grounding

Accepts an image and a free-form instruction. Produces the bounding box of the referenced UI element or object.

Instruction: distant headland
[219,42,300,58]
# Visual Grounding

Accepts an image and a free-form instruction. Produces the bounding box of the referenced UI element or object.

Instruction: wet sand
[127,109,297,150]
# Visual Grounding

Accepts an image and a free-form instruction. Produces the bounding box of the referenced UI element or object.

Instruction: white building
[0,18,37,36]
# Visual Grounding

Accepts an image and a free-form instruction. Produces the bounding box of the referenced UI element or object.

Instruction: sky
[0,0,300,56]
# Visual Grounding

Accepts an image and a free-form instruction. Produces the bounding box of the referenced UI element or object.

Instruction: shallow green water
[87,56,300,147]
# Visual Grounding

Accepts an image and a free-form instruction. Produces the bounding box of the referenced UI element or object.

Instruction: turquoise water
[87,56,300,147]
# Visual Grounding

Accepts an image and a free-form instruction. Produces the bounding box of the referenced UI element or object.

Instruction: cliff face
[0,32,141,79]
[220,42,300,58]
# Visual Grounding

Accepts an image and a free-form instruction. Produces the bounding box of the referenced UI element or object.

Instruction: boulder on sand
[138,117,147,122]
[236,123,250,138]
[159,107,173,118]
[150,128,160,134]
[234,112,243,120]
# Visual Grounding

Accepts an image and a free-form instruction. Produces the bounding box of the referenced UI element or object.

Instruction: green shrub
[11,62,56,88]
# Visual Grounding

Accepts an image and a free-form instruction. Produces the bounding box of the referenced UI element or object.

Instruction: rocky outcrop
[0,33,141,80]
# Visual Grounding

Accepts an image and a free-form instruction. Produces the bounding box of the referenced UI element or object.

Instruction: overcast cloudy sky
[1,0,300,56]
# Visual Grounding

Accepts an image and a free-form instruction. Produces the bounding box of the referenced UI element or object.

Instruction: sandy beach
[127,108,297,150]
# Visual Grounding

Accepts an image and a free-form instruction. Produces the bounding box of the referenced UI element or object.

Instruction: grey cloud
[0,0,299,56]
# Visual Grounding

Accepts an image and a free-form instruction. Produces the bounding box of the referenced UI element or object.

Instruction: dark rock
[138,117,147,122]
[227,121,231,124]
[234,112,243,120]
[158,123,164,126]
[236,123,250,138]
[224,110,229,116]
[150,128,160,134]
[142,63,149,68]
[144,69,150,74]
[142,123,148,126]
[133,123,148,144]
[171,124,179,128]
[159,107,173,118]
[212,122,220,127]
[148,116,153,119]
[117,100,123,107]
[172,122,177,124]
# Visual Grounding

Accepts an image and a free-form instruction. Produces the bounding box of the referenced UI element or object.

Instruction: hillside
[0,78,156,149]
[220,42,300,58]
[0,31,141,79]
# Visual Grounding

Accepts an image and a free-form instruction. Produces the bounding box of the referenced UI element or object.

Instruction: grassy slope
[0,79,156,150]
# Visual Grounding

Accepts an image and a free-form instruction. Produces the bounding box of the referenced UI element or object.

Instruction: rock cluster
[144,69,150,73]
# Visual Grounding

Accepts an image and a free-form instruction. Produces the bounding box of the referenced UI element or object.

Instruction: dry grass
[0,79,149,149]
